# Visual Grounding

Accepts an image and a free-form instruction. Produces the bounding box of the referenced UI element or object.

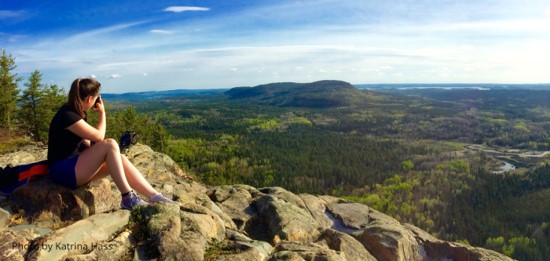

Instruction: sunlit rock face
[0,144,513,261]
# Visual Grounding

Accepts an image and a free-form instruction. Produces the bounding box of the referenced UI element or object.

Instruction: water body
[396,87,491,91]
[493,161,516,174]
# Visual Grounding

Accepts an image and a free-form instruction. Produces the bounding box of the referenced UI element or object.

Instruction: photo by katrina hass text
[12,242,115,252]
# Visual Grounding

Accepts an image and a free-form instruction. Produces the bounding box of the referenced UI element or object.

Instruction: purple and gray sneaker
[149,193,180,205]
[121,191,148,210]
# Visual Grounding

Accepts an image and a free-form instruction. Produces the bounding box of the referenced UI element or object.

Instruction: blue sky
[2,0,550,93]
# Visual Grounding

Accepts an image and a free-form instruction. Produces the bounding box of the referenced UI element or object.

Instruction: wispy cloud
[150,29,172,34]
[0,10,24,20]
[109,74,122,79]
[164,6,209,13]
[68,21,150,40]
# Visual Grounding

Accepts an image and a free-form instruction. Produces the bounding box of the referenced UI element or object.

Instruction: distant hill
[101,89,226,101]
[225,80,366,108]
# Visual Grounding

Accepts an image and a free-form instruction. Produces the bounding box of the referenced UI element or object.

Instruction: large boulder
[317,229,377,261]
[207,230,273,261]
[26,210,130,261]
[9,178,120,227]
[140,202,226,261]
[405,224,514,261]
[0,225,50,261]
[255,194,323,243]
[209,184,260,230]
[125,143,188,184]
[64,230,133,261]
[299,194,334,229]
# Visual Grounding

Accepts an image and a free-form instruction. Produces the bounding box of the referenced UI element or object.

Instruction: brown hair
[67,77,101,120]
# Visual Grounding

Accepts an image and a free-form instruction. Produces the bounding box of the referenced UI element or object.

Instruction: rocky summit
[0,144,513,261]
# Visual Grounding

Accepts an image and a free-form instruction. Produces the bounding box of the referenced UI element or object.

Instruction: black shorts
[49,154,79,189]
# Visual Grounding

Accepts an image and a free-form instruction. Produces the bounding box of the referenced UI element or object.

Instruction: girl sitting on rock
[47,77,175,209]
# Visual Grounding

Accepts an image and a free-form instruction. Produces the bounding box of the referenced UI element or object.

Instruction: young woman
[47,77,175,209]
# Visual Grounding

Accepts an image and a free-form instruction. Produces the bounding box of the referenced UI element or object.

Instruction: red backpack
[0,160,49,195]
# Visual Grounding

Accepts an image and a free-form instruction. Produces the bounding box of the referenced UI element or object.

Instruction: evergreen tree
[19,70,44,141]
[38,84,66,141]
[0,49,22,131]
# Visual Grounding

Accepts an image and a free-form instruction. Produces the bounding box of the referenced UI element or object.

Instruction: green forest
[2,49,550,260]
[118,82,550,260]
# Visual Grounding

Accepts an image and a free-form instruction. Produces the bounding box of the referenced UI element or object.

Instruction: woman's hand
[93,96,105,114]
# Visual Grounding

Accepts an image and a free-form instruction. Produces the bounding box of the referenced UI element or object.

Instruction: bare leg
[120,155,158,198]
[77,143,159,198]
[75,139,132,194]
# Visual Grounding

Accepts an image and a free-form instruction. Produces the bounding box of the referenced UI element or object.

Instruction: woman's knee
[99,138,120,151]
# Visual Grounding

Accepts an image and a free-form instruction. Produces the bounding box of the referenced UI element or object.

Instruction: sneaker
[149,193,180,205]
[120,191,148,210]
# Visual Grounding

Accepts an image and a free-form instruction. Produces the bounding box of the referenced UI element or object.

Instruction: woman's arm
[66,103,106,142]
[66,118,105,142]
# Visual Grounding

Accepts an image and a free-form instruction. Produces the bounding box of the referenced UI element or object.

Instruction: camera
[94,95,102,108]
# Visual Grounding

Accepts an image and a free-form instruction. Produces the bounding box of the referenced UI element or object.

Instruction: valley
[103,81,550,260]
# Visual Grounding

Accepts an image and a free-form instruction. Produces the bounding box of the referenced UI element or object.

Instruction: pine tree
[38,84,66,141]
[0,49,22,131]
[19,70,44,141]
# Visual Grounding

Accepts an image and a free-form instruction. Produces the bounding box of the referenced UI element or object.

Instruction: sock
[121,190,133,197]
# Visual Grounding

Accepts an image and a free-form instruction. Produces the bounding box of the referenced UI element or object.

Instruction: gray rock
[0,227,46,261]
[0,144,47,167]
[255,194,322,243]
[126,143,188,185]
[225,229,273,259]
[259,187,307,210]
[210,185,259,230]
[177,189,237,230]
[326,202,372,230]
[270,251,306,261]
[318,195,350,205]
[353,219,421,261]
[299,194,333,229]
[405,223,514,261]
[0,143,517,261]
[8,224,52,236]
[214,247,268,261]
[0,207,11,230]
[9,177,120,228]
[273,242,346,261]
[64,230,133,261]
[318,229,377,261]
[142,202,226,261]
[27,210,131,261]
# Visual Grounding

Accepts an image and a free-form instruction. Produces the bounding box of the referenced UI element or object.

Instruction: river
[492,161,516,174]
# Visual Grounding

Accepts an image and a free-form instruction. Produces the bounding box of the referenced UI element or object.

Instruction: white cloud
[0,10,23,20]
[143,73,148,76]
[69,21,148,39]
[90,75,97,78]
[109,74,122,79]
[150,29,172,34]
[164,6,209,13]
[546,8,550,16]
